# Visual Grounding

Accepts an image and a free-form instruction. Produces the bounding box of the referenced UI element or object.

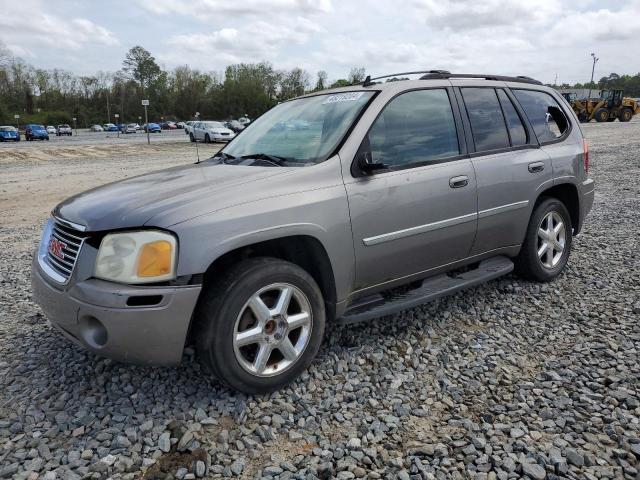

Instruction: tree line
[2,41,639,127]
[555,72,640,97]
[0,43,367,127]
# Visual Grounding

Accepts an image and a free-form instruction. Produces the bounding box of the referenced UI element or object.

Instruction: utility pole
[587,52,599,100]
[142,100,150,145]
[554,73,558,86]
[106,89,110,123]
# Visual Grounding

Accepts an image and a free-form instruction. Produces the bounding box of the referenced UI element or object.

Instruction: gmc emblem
[49,237,66,260]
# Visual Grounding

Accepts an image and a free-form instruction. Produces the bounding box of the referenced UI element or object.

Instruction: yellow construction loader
[561,89,640,123]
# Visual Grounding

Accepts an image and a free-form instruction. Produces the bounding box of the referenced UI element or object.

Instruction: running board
[338,256,514,325]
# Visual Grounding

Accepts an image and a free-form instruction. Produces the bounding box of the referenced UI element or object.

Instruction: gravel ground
[0,119,639,480]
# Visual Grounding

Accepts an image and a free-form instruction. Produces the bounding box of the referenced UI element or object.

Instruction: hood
[55,162,291,231]
[207,127,234,134]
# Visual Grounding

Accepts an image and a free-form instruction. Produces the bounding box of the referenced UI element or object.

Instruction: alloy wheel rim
[233,283,312,377]
[537,211,566,269]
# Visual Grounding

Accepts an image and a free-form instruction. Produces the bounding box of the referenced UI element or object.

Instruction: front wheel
[189,133,195,142]
[195,258,325,394]
[515,198,572,282]
[594,108,609,122]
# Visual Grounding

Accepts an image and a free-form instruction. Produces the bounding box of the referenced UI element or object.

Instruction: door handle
[528,161,545,173]
[449,175,469,188]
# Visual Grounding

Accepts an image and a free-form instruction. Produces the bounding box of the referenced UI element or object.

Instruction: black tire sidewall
[196,258,326,394]
[521,198,573,281]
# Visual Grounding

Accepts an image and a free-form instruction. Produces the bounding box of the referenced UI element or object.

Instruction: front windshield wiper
[239,153,290,166]
[214,151,236,164]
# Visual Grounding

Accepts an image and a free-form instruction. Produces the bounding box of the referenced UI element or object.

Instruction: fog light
[78,315,108,348]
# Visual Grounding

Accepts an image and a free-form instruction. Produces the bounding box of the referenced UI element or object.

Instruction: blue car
[144,123,161,133]
[0,126,20,142]
[103,123,119,132]
[25,124,49,141]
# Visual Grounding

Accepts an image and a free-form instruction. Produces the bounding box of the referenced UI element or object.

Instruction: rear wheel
[594,108,609,122]
[195,258,325,394]
[619,107,633,122]
[515,198,572,282]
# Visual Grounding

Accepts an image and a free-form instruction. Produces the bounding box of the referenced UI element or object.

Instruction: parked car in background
[238,116,251,126]
[134,123,141,130]
[46,126,57,134]
[224,120,245,133]
[184,121,195,135]
[25,124,49,141]
[143,123,161,133]
[57,124,72,136]
[124,124,137,134]
[190,121,235,143]
[161,121,177,130]
[176,121,186,129]
[103,123,118,132]
[90,124,104,132]
[0,126,20,142]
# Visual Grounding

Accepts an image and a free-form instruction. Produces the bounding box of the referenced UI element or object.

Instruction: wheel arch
[194,234,338,328]
[536,182,581,234]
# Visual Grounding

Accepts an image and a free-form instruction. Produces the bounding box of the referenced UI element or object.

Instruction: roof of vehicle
[298,70,550,99]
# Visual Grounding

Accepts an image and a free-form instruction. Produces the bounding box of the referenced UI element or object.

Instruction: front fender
[172,185,355,303]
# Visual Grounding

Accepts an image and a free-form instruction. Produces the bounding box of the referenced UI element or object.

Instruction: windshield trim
[219,89,379,166]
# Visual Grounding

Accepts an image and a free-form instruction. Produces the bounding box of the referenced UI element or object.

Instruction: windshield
[202,121,225,128]
[222,91,375,165]
[0,126,16,132]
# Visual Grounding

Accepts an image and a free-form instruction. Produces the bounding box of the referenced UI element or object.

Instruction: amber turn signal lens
[137,240,173,277]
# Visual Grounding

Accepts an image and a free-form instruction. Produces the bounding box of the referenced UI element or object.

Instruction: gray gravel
[1,119,639,479]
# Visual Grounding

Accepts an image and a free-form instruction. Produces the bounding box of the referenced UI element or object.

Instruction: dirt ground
[0,138,221,229]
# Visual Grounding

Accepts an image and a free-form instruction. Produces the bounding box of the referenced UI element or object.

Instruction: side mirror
[356,150,388,173]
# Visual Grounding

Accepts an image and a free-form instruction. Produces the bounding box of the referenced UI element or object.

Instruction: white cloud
[0,0,119,52]
[139,0,332,19]
[163,17,322,66]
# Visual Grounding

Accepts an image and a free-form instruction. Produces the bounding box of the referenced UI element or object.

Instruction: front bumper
[31,256,201,366]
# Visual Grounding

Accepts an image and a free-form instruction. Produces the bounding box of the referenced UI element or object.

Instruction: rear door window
[512,89,569,143]
[365,89,459,169]
[497,89,527,146]
[461,88,510,152]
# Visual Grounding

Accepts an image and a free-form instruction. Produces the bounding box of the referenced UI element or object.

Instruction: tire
[195,258,325,394]
[619,107,633,122]
[189,133,195,142]
[515,197,573,282]
[205,134,210,143]
[594,108,609,122]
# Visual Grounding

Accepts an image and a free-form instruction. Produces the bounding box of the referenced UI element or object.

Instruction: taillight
[583,139,589,173]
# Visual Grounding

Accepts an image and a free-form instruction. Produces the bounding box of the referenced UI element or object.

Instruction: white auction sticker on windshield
[323,92,365,104]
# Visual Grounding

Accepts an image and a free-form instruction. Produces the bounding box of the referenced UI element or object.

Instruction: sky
[1,0,639,85]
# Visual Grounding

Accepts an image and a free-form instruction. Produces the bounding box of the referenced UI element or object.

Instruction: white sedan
[124,124,137,134]
[46,126,57,134]
[190,121,236,143]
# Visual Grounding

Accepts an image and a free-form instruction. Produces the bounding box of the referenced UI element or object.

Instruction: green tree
[122,46,161,93]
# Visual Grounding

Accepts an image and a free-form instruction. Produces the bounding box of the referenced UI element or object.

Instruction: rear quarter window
[461,87,510,152]
[513,89,570,143]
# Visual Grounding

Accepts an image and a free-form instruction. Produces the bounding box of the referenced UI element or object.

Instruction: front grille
[45,220,88,282]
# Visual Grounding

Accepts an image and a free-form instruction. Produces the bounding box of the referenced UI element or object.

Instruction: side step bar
[338,256,514,325]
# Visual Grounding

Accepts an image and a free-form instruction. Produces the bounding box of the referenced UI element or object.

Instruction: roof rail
[419,72,543,85]
[359,70,542,86]
[361,70,450,86]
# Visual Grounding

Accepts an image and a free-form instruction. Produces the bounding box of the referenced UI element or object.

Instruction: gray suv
[32,71,594,393]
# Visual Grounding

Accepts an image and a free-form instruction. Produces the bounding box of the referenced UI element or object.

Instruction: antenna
[194,112,200,164]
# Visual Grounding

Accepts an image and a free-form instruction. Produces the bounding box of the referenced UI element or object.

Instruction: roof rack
[361,70,542,86]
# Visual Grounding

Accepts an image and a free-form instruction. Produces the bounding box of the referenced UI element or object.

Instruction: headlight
[95,231,177,284]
